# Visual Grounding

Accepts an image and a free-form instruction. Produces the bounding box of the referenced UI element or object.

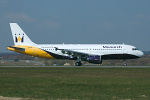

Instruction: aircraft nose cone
[139,51,144,57]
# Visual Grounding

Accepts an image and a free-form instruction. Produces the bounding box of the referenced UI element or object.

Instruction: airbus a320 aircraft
[7,23,144,66]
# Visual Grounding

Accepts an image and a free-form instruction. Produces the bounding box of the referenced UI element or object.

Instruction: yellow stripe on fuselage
[7,45,55,59]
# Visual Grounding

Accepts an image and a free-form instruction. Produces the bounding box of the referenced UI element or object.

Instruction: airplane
[7,23,144,66]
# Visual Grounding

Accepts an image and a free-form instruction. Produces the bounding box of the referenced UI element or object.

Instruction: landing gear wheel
[124,63,127,66]
[75,62,82,66]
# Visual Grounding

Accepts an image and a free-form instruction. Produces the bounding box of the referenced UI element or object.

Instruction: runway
[0,66,150,68]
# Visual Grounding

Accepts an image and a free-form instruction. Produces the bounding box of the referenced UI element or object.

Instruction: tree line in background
[0,52,150,66]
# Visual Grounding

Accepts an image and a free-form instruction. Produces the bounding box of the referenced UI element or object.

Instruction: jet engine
[87,55,102,64]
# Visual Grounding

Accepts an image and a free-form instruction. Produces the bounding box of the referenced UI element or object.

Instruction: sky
[0,0,150,52]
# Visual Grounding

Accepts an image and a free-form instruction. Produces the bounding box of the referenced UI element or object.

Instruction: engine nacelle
[87,55,102,64]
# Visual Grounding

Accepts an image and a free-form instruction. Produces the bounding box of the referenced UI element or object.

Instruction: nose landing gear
[123,60,127,66]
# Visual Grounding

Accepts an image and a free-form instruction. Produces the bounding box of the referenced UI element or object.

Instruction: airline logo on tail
[15,34,24,43]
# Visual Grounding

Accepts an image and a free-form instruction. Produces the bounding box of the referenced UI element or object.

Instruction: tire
[75,62,82,66]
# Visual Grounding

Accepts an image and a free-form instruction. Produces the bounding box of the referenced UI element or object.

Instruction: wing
[54,47,103,64]
[54,47,89,58]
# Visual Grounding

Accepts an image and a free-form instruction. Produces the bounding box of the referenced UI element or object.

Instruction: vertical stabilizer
[10,23,36,46]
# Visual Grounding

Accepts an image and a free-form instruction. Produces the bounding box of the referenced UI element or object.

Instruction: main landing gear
[75,57,82,66]
[75,62,82,66]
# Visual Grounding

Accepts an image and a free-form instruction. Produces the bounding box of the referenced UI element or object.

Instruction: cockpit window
[132,48,138,50]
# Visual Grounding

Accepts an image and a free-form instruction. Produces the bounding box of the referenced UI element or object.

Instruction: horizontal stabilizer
[7,46,25,51]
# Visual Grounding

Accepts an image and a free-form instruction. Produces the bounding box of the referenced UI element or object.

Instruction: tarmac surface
[0,66,150,67]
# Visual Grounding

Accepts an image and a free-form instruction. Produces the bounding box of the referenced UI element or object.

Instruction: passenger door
[32,47,37,54]
[123,45,128,54]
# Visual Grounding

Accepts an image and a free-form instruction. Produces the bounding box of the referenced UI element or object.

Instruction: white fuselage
[34,44,143,60]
